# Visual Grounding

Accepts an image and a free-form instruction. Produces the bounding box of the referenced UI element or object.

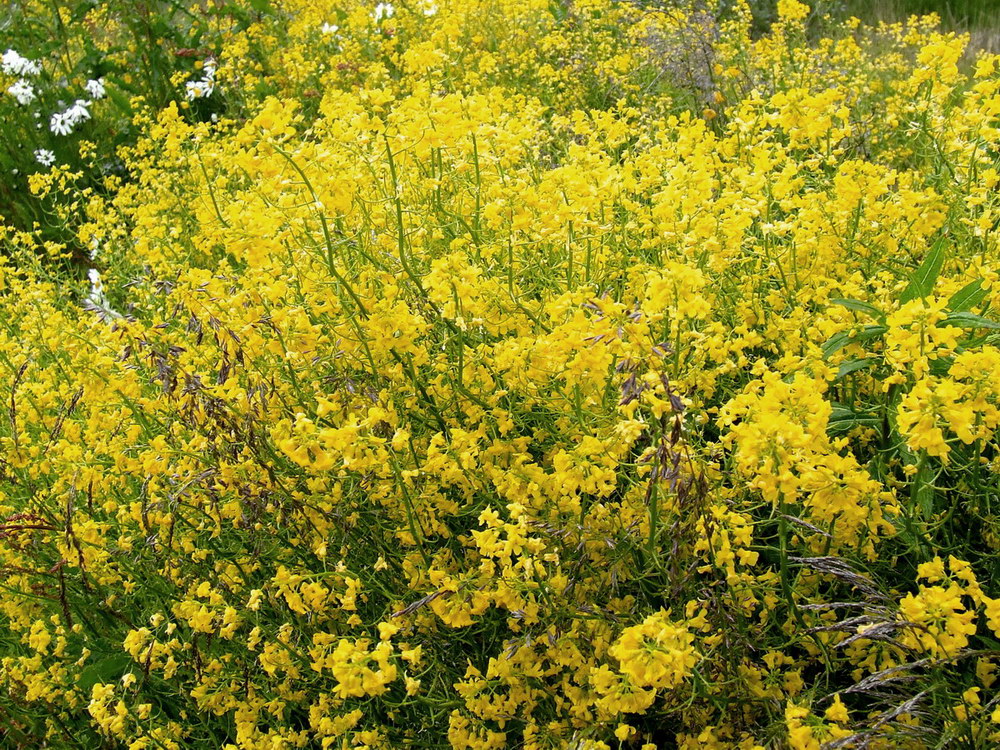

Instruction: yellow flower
[777,0,810,22]
[609,612,698,690]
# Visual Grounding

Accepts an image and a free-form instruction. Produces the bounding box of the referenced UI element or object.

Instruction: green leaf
[830,298,883,320]
[821,325,888,360]
[929,356,955,376]
[857,324,889,340]
[821,331,852,360]
[900,239,946,304]
[835,357,877,380]
[978,634,1000,652]
[105,82,134,116]
[827,404,881,436]
[940,311,1000,330]
[947,280,987,312]
[217,3,252,31]
[77,654,132,693]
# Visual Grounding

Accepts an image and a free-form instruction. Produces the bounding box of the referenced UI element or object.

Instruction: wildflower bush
[4,0,1000,747]
[0,0,267,247]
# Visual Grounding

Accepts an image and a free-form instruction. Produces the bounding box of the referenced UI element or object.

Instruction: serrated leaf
[948,280,987,312]
[940,311,1000,329]
[831,298,883,320]
[900,239,946,304]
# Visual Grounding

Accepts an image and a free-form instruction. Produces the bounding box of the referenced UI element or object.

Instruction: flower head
[84,78,106,99]
[50,112,72,136]
[2,49,41,77]
[373,2,395,22]
[7,79,35,105]
[185,59,217,100]
[49,99,91,135]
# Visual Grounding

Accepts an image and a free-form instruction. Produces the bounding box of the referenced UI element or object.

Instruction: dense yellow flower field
[4,0,1000,747]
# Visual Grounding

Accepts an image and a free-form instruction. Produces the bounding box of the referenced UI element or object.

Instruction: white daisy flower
[49,99,91,135]
[66,98,91,123]
[373,2,394,22]
[84,78,106,99]
[185,60,217,100]
[185,79,214,100]
[50,111,72,136]
[7,79,35,105]
[2,49,41,77]
[34,149,55,167]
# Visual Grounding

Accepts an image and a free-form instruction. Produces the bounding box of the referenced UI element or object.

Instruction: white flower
[34,149,55,167]
[7,79,35,105]
[88,268,102,290]
[185,60,217,100]
[49,99,91,135]
[422,2,438,16]
[321,22,339,35]
[50,112,72,136]
[84,78,106,99]
[373,2,394,22]
[84,268,122,321]
[66,98,91,122]
[185,79,214,100]
[2,49,41,77]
